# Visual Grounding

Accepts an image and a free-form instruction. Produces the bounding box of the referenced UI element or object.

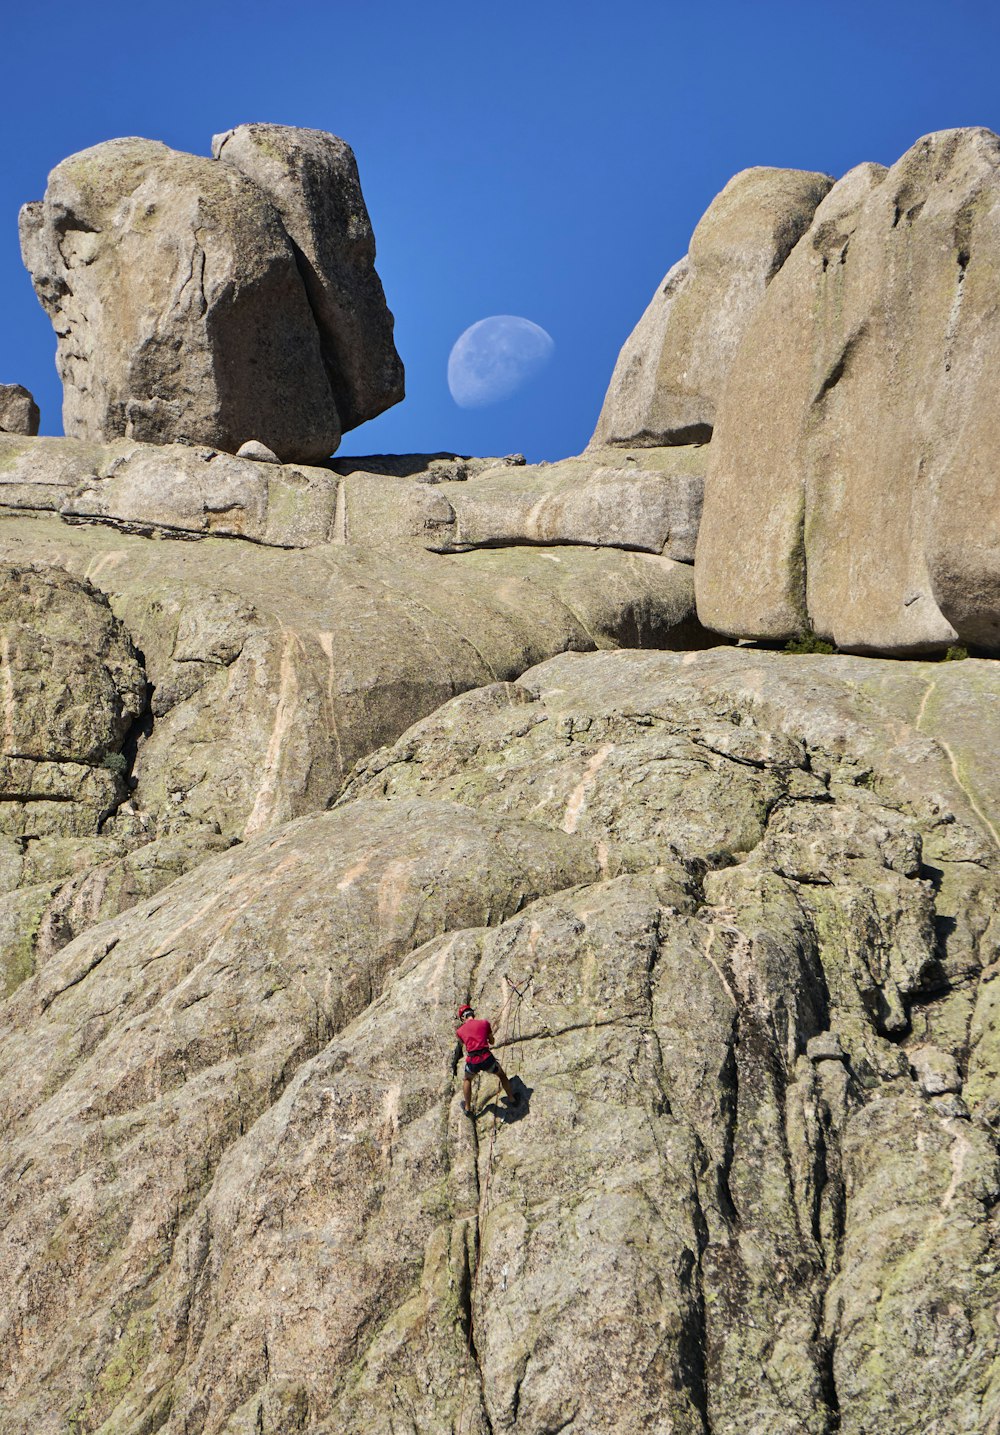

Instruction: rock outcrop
[19,128,402,462]
[0,564,144,813]
[337,445,706,560]
[590,166,833,448]
[0,431,713,991]
[3,120,1000,1435]
[695,129,1000,653]
[0,434,704,560]
[0,646,997,1433]
[0,384,39,436]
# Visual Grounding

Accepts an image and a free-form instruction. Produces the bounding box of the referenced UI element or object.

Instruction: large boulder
[19,130,403,463]
[212,124,404,431]
[696,129,1000,653]
[590,166,833,448]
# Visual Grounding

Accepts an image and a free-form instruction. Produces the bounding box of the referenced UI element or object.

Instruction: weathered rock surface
[212,124,404,432]
[0,436,703,560]
[339,445,706,560]
[0,563,145,834]
[20,129,403,462]
[0,561,232,997]
[0,427,711,990]
[0,384,39,436]
[590,166,832,448]
[0,517,703,851]
[0,434,342,546]
[0,646,997,1433]
[696,129,1000,653]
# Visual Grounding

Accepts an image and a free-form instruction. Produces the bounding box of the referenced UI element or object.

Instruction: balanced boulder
[212,124,404,431]
[696,128,1000,653]
[20,129,403,463]
[590,166,833,448]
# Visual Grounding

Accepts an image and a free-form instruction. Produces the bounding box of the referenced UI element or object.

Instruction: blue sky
[4,1,1000,462]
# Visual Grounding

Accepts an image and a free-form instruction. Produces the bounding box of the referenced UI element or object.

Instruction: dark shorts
[465,1053,499,1078]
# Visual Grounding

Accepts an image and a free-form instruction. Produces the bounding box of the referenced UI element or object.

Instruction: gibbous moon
[448,315,555,408]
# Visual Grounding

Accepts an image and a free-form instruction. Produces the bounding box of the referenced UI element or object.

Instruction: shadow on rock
[480,1075,532,1124]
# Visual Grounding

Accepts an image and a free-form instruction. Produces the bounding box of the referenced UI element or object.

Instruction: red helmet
[457,1003,475,1020]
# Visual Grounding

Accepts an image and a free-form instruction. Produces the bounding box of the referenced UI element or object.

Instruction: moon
[448,315,555,408]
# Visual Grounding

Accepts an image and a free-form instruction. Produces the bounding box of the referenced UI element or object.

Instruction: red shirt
[456,1017,493,1065]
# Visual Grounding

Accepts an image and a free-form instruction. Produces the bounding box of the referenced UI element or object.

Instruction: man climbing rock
[455,1002,520,1117]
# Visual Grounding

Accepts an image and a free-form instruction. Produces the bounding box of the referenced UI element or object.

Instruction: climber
[455,1002,520,1117]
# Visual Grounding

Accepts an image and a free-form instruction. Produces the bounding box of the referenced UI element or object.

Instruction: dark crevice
[511,1012,646,1046]
[819,1331,842,1430]
[39,937,119,1011]
[607,422,713,448]
[61,512,306,551]
[814,352,847,404]
[440,534,674,558]
[715,1029,740,1228]
[0,791,78,804]
[677,1156,714,1434]
[97,657,154,834]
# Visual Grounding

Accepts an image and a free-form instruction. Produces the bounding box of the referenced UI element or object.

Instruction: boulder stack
[20,126,403,464]
[695,129,1000,653]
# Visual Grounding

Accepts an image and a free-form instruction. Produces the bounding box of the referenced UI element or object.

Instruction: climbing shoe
[462,1104,475,1118]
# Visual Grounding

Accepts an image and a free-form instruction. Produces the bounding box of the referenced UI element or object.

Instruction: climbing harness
[454,973,530,1435]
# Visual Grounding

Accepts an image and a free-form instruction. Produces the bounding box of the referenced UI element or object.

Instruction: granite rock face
[0,563,145,834]
[19,128,403,463]
[696,129,1000,653]
[3,122,1000,1435]
[590,166,833,448]
[0,384,39,436]
[0,432,711,991]
[0,434,705,561]
[0,647,997,1433]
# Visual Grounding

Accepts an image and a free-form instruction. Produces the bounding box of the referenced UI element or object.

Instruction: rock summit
[20,125,404,463]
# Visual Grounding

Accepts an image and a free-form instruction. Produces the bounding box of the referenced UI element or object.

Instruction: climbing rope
[454,973,529,1435]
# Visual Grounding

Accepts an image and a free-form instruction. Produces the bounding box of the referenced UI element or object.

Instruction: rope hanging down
[454,973,529,1435]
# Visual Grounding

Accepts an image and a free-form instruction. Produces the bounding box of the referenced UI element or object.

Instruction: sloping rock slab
[0,649,998,1432]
